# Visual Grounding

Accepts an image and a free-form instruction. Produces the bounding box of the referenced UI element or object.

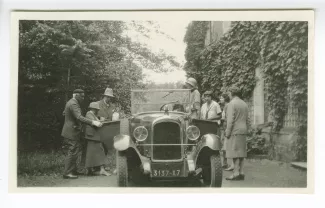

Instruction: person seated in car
[172,103,185,112]
[200,90,222,122]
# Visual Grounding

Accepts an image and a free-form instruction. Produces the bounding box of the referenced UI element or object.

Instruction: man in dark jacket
[61,89,102,179]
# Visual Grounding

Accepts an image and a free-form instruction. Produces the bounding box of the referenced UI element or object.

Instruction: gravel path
[18,159,307,188]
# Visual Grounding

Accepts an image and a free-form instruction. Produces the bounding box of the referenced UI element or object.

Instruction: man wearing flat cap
[200,90,222,122]
[61,89,103,179]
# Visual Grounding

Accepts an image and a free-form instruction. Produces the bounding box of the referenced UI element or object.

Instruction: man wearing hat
[84,102,110,176]
[200,90,222,121]
[97,87,118,174]
[97,88,116,121]
[184,77,201,119]
[61,89,103,179]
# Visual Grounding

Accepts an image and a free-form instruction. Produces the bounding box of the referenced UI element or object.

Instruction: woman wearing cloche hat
[184,77,201,119]
[84,102,111,176]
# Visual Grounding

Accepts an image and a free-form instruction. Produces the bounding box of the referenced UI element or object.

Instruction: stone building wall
[204,21,300,162]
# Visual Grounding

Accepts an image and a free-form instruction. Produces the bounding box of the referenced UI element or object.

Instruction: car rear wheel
[202,154,223,187]
[117,151,128,187]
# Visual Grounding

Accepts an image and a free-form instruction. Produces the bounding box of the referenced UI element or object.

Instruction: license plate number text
[152,169,181,177]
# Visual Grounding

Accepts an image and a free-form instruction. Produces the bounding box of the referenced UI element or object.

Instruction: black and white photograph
[10,11,313,191]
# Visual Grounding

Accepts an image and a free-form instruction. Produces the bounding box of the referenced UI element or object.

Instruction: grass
[18,151,65,176]
[18,149,116,176]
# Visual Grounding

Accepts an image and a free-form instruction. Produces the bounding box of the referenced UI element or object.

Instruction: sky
[125,20,191,84]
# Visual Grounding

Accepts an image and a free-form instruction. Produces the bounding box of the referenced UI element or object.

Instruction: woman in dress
[84,102,111,176]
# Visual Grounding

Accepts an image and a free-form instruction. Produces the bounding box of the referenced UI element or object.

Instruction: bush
[247,131,268,156]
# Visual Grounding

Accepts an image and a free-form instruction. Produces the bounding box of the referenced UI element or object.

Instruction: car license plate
[152,169,181,177]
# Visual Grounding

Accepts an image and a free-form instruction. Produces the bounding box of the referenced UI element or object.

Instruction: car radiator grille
[152,122,182,160]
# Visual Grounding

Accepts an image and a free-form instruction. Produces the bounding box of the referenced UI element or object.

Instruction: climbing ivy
[183,21,209,90]
[184,21,308,161]
[259,21,308,161]
[200,22,260,98]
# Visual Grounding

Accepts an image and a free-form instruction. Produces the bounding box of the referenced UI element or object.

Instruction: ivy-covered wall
[184,21,308,162]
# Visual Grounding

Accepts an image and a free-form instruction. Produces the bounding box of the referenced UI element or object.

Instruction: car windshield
[131,89,191,114]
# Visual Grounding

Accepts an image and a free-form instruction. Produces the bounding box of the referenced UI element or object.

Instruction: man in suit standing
[97,87,118,174]
[61,89,102,179]
[225,86,250,181]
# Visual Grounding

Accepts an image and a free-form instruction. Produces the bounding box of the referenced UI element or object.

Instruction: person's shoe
[222,164,228,168]
[63,173,78,179]
[239,174,245,180]
[86,169,96,176]
[225,174,241,181]
[224,167,234,171]
[72,171,85,176]
[99,170,111,176]
[113,169,117,175]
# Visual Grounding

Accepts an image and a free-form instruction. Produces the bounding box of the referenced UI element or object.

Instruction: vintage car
[113,89,222,187]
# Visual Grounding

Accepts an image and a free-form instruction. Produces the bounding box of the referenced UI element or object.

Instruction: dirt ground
[17,159,307,188]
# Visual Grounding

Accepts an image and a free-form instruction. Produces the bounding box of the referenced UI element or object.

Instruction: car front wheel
[117,151,128,187]
[202,154,223,187]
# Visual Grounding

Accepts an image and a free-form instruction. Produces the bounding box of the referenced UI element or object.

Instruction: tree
[18,20,178,151]
[183,21,209,91]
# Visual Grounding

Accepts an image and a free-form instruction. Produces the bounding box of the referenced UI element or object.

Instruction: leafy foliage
[18,20,178,151]
[247,132,268,156]
[183,21,209,90]
[184,21,308,160]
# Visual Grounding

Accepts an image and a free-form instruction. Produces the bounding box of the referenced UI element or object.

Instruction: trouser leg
[77,138,87,173]
[63,138,82,175]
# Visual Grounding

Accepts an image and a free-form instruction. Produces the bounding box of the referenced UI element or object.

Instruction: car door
[191,119,219,136]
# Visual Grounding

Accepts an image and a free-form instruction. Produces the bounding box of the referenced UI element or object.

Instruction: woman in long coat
[84,102,111,176]
[225,86,250,181]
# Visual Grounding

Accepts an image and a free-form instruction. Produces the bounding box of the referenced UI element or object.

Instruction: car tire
[202,154,223,187]
[129,165,148,187]
[117,151,128,187]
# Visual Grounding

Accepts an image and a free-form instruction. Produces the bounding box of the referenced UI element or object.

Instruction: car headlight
[186,125,200,141]
[133,126,148,142]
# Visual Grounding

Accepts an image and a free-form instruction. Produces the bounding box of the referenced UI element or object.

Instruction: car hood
[131,111,186,123]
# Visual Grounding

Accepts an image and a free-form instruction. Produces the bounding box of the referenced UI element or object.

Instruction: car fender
[199,134,221,151]
[113,134,151,174]
[113,134,132,151]
[187,134,221,170]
